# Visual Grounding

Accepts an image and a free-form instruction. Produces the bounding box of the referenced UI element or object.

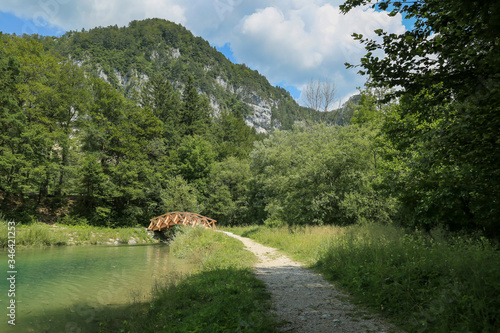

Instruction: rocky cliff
[42,18,308,132]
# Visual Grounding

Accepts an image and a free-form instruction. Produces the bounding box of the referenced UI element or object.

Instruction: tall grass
[227,224,500,333]
[104,227,277,333]
[170,226,256,270]
[0,218,155,248]
[228,224,344,264]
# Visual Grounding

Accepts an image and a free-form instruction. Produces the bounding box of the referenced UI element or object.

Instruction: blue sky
[0,11,64,36]
[0,1,411,105]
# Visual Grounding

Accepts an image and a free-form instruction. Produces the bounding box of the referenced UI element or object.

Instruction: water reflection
[0,244,192,333]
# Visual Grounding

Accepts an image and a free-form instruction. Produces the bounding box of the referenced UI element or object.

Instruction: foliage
[212,105,259,160]
[228,224,500,333]
[0,44,25,199]
[159,175,200,213]
[0,218,153,247]
[341,0,500,234]
[140,73,182,147]
[173,135,215,185]
[250,123,396,225]
[341,0,499,102]
[204,157,252,226]
[317,225,500,332]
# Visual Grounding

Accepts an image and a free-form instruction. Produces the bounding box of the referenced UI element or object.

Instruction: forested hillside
[0,19,355,228]
[1,1,498,238]
[0,32,258,226]
[36,19,342,132]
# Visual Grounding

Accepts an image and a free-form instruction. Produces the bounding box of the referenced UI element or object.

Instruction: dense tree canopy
[250,123,395,226]
[342,0,500,234]
[0,33,262,226]
[1,14,498,236]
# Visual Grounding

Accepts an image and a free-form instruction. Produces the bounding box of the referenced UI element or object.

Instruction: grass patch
[227,224,344,264]
[170,226,256,270]
[99,227,277,333]
[0,217,156,248]
[227,224,500,333]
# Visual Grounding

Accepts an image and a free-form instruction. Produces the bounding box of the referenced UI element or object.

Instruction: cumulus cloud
[230,3,405,102]
[0,0,186,31]
[0,0,406,102]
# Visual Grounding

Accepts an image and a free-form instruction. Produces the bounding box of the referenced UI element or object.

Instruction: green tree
[141,74,182,148]
[82,77,163,225]
[174,135,215,187]
[0,49,25,202]
[341,0,500,233]
[180,75,212,137]
[1,36,67,210]
[250,124,395,225]
[79,153,108,212]
[213,104,257,160]
[43,61,90,196]
[160,175,200,213]
[204,157,251,225]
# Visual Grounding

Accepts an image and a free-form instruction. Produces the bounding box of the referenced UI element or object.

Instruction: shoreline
[0,222,158,248]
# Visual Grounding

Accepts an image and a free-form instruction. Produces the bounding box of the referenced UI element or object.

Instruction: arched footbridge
[147,212,217,231]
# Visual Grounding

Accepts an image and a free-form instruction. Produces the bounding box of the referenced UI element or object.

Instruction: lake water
[0,244,192,333]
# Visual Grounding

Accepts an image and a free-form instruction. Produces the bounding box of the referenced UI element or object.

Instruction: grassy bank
[227,224,500,333]
[100,227,277,332]
[0,220,155,247]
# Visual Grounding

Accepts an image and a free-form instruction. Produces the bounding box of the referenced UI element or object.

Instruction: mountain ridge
[37,18,317,132]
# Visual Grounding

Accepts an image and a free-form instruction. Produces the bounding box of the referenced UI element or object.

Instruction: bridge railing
[148,212,217,231]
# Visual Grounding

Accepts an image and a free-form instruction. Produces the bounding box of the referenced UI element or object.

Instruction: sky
[0,0,411,105]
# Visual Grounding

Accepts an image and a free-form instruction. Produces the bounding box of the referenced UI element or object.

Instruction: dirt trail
[220,231,401,333]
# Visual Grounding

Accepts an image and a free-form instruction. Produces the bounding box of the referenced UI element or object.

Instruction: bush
[315,224,500,332]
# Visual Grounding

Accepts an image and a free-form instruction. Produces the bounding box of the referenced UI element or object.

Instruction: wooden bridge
[147,212,217,231]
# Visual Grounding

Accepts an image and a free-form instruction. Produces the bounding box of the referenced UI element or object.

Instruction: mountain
[37,18,328,133]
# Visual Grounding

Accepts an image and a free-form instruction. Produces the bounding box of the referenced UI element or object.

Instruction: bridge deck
[148,211,217,231]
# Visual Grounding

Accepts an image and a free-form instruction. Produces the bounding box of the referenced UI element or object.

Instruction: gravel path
[220,231,401,333]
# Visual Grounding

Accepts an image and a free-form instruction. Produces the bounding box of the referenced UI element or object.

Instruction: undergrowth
[227,224,500,333]
[0,217,154,248]
[100,227,277,333]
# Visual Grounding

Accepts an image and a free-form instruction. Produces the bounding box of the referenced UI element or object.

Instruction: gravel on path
[220,231,402,333]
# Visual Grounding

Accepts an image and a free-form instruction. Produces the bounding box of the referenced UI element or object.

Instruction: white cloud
[0,0,406,103]
[0,0,186,30]
[230,3,405,102]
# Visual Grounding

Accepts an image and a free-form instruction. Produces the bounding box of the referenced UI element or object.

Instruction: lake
[0,244,193,333]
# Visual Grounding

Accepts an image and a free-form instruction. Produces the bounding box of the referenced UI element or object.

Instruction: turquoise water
[0,244,192,333]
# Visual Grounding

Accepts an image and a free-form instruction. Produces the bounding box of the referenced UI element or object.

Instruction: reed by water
[106,227,277,332]
[0,217,154,247]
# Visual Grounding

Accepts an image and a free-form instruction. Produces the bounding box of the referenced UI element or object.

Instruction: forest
[0,0,499,240]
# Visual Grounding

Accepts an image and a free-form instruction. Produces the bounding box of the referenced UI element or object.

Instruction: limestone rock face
[243,94,275,134]
[214,76,278,133]
[93,66,281,132]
